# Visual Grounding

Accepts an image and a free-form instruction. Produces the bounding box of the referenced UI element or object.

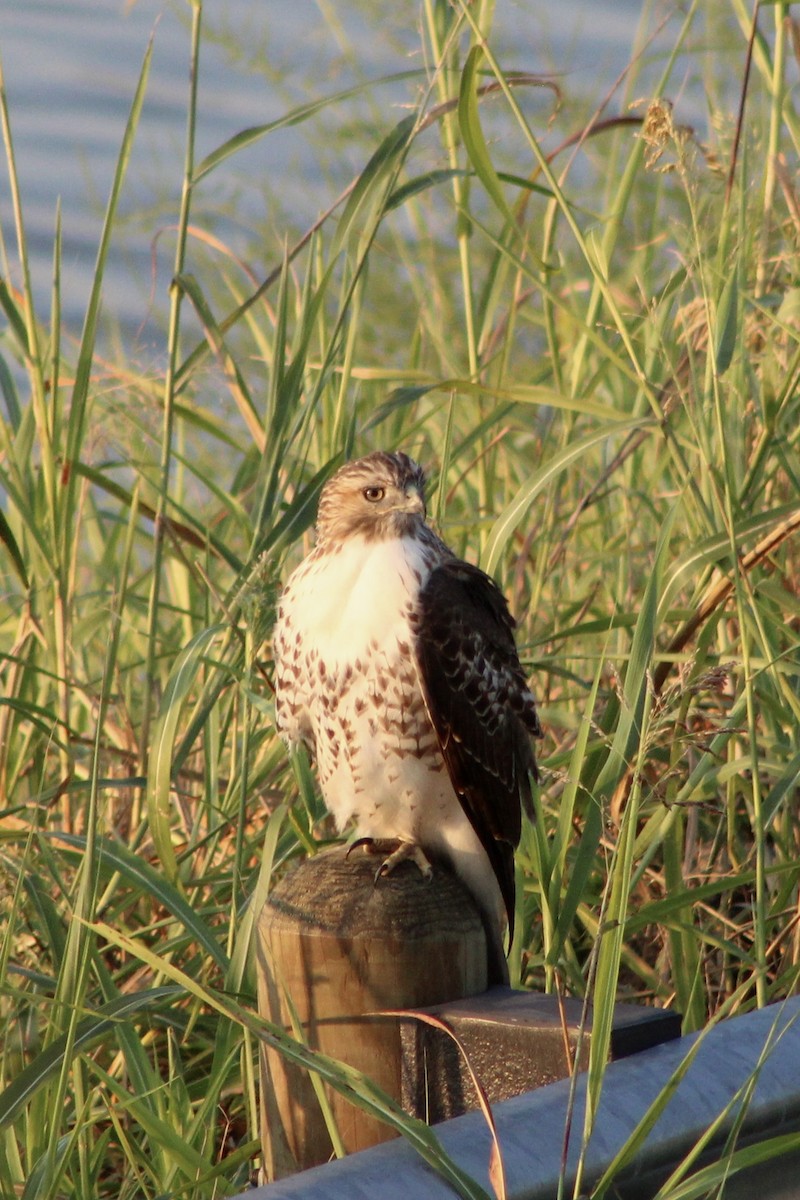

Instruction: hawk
[273,450,541,983]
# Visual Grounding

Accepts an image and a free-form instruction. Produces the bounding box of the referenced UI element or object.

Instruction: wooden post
[257,844,488,1181]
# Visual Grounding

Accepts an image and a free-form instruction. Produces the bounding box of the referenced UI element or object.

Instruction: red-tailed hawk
[273,451,541,983]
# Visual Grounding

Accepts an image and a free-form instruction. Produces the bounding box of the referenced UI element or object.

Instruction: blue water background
[0,1,722,354]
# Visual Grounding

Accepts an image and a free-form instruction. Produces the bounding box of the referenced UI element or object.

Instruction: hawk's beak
[402,485,425,516]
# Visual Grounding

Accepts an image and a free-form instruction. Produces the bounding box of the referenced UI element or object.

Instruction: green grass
[1,1,799,1196]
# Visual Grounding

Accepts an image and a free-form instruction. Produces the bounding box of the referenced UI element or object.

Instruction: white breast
[274,534,441,826]
[282,534,430,664]
[273,532,506,938]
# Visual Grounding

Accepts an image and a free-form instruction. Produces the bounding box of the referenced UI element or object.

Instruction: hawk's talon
[346,837,376,858]
[377,840,434,882]
[345,836,433,883]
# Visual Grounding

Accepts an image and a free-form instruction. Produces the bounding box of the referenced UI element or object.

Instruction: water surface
[0,1,719,353]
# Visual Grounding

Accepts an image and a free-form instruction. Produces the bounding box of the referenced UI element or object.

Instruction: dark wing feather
[414,559,541,939]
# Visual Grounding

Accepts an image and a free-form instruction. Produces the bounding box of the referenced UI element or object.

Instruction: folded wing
[414,559,541,939]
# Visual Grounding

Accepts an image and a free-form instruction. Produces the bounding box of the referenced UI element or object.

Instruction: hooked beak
[401,484,425,517]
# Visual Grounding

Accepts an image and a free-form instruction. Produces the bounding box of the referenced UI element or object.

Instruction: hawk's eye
[363,486,385,503]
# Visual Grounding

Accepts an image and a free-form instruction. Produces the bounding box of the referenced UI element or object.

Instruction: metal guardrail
[236,996,800,1199]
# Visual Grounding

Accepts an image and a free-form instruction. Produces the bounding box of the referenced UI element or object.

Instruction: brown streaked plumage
[272,450,542,983]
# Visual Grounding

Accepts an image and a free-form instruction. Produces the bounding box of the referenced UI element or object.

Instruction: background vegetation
[1,0,799,1196]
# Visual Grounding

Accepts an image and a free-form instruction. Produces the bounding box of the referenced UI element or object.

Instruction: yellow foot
[348,837,433,883]
[377,840,433,882]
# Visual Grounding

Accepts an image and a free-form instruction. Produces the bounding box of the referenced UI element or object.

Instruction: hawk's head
[316,451,428,547]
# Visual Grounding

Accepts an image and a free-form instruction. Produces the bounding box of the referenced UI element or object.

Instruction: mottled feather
[414,560,541,942]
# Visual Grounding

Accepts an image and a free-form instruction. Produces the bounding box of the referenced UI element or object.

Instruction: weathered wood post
[257,845,683,1184]
[257,844,488,1181]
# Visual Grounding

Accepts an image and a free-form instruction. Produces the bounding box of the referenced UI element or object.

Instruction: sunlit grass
[1,1,799,1196]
